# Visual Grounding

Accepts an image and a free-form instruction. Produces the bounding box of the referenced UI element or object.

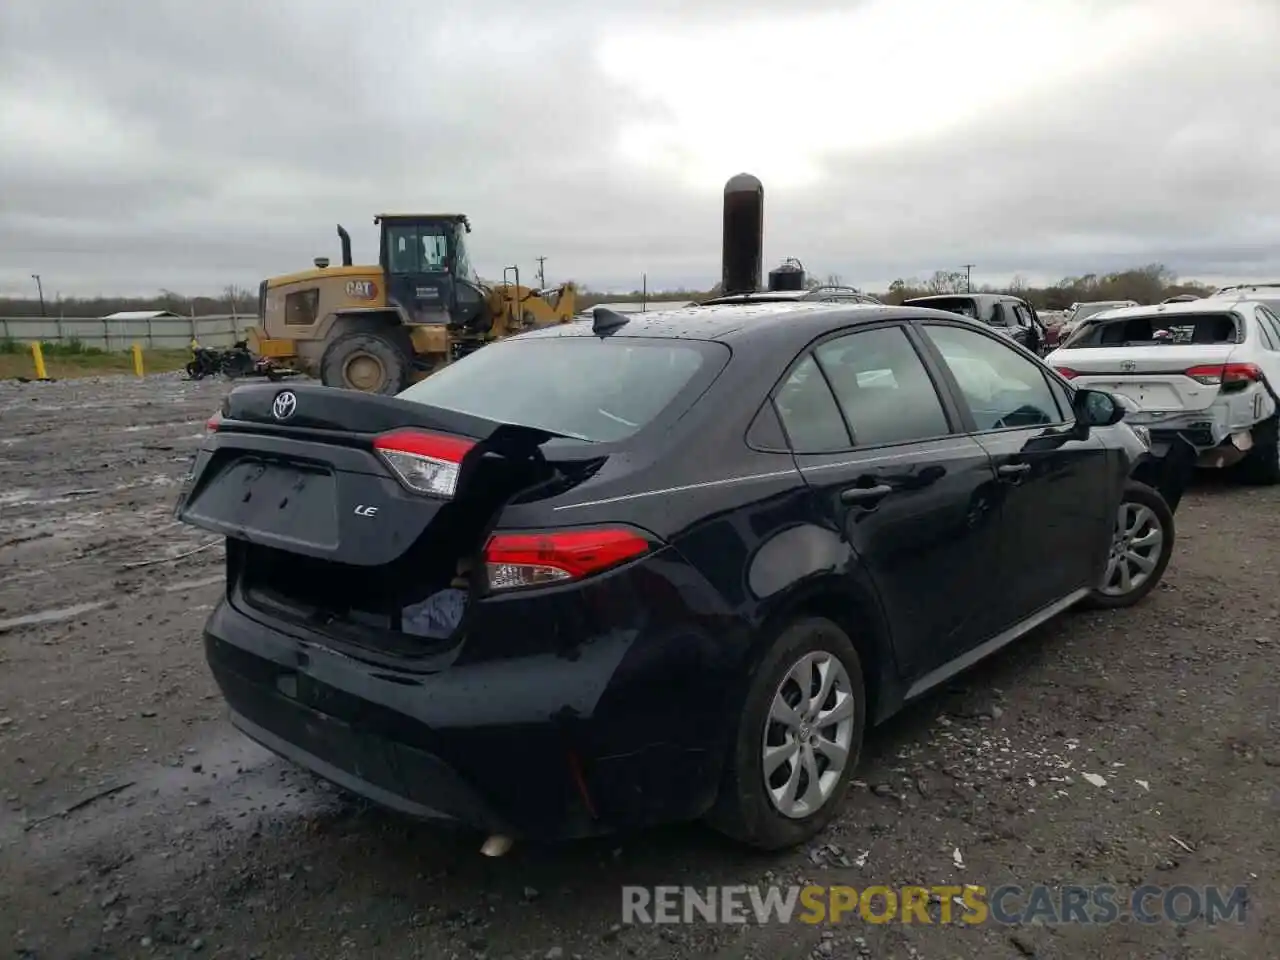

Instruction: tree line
[575,264,1220,311]
[0,265,1221,317]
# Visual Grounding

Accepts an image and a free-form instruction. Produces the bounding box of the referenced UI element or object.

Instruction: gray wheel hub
[762,651,855,820]
[1099,501,1164,596]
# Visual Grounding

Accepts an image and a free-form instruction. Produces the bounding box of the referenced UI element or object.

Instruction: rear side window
[285,289,320,326]
[396,336,725,442]
[1257,305,1280,348]
[774,355,851,453]
[1062,312,1241,348]
[1256,310,1279,351]
[814,327,952,446]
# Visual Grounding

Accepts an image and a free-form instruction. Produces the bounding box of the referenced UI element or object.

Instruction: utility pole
[31,274,46,316]
[642,273,647,311]
[535,256,546,290]
[961,264,975,293]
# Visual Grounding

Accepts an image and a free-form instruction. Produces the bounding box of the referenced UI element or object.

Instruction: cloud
[1,0,1277,297]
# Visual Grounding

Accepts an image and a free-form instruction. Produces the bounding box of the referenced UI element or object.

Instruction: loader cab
[376,214,487,329]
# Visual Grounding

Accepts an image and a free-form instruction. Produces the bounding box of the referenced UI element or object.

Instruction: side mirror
[1073,388,1126,428]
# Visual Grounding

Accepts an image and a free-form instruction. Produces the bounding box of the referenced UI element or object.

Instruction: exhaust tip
[480,834,514,857]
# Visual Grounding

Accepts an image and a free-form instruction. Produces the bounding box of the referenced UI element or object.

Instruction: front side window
[422,233,449,271]
[386,224,452,274]
[453,224,476,282]
[923,324,1065,430]
[387,226,420,273]
[814,326,951,446]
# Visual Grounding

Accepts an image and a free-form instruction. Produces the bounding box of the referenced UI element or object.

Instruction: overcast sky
[2,0,1278,298]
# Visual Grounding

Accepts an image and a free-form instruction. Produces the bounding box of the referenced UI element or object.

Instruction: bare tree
[926,270,968,295]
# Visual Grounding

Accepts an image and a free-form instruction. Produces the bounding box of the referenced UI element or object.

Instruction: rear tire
[1082,480,1174,610]
[706,617,866,851]
[320,330,412,394]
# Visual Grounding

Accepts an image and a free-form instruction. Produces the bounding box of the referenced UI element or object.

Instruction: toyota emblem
[272,390,297,420]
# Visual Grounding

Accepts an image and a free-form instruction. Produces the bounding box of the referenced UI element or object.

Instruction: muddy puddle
[4,728,340,859]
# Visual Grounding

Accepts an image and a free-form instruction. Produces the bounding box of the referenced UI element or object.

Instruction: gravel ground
[0,372,1276,959]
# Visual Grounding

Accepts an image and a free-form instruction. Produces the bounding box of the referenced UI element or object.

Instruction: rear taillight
[483,527,654,591]
[1054,366,1081,379]
[206,412,222,432]
[373,428,476,498]
[1184,363,1262,391]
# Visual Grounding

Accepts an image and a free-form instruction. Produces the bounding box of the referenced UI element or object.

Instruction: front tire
[320,330,412,394]
[706,617,866,850]
[1083,480,1174,609]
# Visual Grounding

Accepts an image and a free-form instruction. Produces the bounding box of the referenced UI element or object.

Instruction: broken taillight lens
[483,527,654,592]
[373,428,476,498]
[1184,363,1262,390]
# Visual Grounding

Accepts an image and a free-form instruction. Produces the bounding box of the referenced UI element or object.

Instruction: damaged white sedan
[1045,296,1280,484]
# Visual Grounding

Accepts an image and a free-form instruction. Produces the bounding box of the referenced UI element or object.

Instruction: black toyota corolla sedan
[177,302,1191,851]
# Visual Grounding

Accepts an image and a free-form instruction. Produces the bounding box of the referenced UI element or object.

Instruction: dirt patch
[0,373,1274,959]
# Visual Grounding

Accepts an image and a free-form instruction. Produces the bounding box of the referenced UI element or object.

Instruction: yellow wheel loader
[249,214,577,394]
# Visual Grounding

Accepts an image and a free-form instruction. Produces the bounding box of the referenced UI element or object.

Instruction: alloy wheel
[1099,501,1165,597]
[762,651,856,819]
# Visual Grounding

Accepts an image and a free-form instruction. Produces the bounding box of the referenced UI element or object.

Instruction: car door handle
[997,463,1031,478]
[840,484,893,504]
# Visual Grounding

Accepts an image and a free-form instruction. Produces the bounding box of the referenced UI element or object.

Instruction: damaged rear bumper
[201,580,733,840]
[1131,399,1274,471]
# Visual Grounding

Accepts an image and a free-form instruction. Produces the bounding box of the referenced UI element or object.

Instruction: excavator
[247,214,577,394]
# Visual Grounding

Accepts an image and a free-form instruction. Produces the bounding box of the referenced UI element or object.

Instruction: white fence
[0,314,259,351]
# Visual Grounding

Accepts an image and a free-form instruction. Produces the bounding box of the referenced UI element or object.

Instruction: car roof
[1215,283,1280,293]
[902,293,1023,305]
[701,288,878,304]
[517,301,987,350]
[1214,285,1280,303]
[1075,297,1256,322]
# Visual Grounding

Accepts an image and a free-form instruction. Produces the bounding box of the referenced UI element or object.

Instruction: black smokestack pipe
[722,173,763,295]
[336,224,353,266]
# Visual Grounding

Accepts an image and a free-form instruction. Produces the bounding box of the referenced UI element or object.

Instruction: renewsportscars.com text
[621,884,1249,926]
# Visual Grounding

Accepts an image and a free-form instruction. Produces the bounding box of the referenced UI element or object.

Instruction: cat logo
[345,280,378,300]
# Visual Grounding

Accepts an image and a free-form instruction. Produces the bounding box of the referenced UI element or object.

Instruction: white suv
[1044,297,1280,483]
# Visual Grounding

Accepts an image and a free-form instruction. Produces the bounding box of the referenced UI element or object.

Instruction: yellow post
[132,343,144,377]
[30,342,47,380]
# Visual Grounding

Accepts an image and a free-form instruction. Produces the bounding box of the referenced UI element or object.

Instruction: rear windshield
[905,297,979,319]
[1060,312,1242,349]
[396,336,727,442]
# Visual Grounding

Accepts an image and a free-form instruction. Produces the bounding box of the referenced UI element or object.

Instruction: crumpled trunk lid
[176,383,606,656]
